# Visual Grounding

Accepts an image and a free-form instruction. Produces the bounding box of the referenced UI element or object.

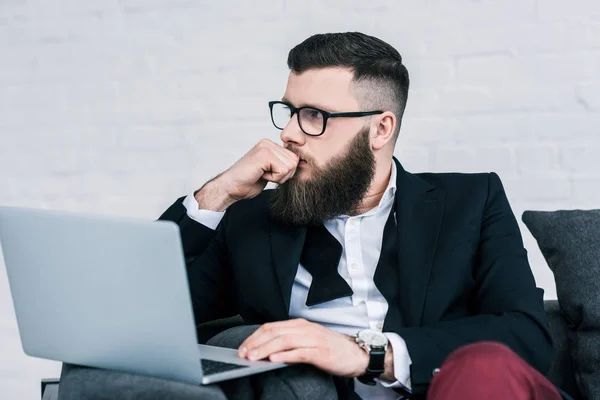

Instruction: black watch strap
[357,346,386,386]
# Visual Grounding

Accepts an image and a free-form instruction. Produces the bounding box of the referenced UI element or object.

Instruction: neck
[353,160,393,215]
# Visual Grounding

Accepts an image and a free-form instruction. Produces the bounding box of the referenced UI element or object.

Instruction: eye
[302,108,323,121]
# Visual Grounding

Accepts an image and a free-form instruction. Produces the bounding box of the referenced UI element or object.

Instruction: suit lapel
[269,214,306,318]
[384,158,446,329]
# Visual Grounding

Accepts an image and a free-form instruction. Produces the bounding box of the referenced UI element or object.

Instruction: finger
[239,319,312,356]
[269,348,319,364]
[260,156,294,183]
[257,139,300,168]
[239,327,297,358]
[240,319,312,352]
[271,141,300,161]
[262,163,298,183]
[270,148,299,174]
[263,165,297,183]
[248,333,317,361]
[264,139,299,161]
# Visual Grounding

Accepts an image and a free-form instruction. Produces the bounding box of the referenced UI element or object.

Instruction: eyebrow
[280,96,339,113]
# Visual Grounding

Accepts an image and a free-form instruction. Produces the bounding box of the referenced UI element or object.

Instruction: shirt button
[432,368,441,377]
[376,323,383,330]
[349,219,358,226]
[350,263,359,271]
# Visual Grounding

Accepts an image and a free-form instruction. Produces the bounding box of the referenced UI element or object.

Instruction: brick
[454,54,517,88]
[455,52,600,88]
[519,52,600,86]
[395,145,431,172]
[577,83,600,110]
[432,145,516,177]
[571,178,600,206]
[406,61,455,90]
[530,113,600,140]
[400,117,459,145]
[434,0,537,27]
[559,144,600,175]
[501,176,571,201]
[436,86,575,116]
[451,115,534,144]
[515,145,560,174]
[537,0,600,21]
[403,89,439,118]
[512,21,592,54]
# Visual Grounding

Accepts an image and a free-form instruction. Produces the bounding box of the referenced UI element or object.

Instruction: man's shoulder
[412,171,506,207]
[413,171,498,192]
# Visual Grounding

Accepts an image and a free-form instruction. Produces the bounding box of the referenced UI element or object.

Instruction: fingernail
[239,346,247,357]
[249,350,258,360]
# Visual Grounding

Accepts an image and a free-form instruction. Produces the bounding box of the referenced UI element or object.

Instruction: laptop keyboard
[201,359,249,376]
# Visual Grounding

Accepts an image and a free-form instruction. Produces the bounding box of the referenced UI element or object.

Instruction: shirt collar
[382,161,397,206]
[362,161,397,217]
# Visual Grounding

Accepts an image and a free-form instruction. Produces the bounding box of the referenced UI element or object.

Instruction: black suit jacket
[159,159,554,397]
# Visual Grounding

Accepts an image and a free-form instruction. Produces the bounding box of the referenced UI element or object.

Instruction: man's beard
[269,127,376,226]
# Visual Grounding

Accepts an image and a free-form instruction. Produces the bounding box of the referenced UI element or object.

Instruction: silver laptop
[0,206,287,385]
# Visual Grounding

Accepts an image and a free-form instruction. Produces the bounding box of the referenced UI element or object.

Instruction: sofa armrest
[41,379,60,400]
[544,300,581,399]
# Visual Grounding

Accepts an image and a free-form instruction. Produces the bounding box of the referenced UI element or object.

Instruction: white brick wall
[1,0,599,397]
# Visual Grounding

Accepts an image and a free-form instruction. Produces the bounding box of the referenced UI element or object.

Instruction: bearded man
[155,32,564,400]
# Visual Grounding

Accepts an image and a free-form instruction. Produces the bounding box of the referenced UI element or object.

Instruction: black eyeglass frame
[268,100,384,136]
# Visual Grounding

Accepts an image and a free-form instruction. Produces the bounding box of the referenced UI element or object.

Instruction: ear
[371,111,396,151]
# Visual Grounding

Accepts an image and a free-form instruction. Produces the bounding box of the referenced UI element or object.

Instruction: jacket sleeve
[158,197,237,324]
[395,173,554,396]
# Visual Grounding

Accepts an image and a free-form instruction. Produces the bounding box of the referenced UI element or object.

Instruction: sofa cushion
[544,300,582,398]
[523,210,600,400]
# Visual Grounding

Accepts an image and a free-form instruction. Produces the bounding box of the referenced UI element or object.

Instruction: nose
[280,113,306,146]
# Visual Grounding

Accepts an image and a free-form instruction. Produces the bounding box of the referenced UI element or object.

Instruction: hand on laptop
[194,139,299,212]
[237,318,370,378]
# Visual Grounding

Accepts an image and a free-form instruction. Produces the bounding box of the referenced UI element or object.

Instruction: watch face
[358,329,388,347]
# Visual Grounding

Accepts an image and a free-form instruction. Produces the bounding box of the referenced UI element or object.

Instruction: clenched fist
[195,140,300,211]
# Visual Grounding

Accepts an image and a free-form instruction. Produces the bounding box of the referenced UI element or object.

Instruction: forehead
[283,67,359,111]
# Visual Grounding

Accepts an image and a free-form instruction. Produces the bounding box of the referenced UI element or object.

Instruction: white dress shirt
[183,162,412,399]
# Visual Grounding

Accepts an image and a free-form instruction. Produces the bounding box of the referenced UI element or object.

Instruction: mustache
[284,146,315,166]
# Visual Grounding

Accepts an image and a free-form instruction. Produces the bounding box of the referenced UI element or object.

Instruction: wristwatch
[355,329,388,385]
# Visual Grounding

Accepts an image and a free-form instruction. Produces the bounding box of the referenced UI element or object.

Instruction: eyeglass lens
[271,103,324,136]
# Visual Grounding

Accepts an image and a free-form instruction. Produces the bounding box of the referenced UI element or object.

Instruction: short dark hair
[287,32,410,138]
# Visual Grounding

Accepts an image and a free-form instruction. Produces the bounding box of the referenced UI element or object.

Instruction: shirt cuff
[378,332,412,391]
[182,193,225,230]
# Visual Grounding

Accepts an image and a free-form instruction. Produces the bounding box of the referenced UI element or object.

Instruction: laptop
[0,206,288,385]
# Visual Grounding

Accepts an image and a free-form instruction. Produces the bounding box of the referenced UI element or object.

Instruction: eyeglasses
[268,101,384,136]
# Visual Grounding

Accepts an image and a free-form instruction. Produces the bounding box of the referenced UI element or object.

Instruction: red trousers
[427,342,562,400]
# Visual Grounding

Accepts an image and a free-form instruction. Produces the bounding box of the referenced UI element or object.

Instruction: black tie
[300,203,397,307]
[301,223,353,307]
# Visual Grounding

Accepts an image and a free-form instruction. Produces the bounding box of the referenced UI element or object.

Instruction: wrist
[355,343,370,378]
[194,179,237,212]
[380,346,395,381]
[348,335,370,378]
